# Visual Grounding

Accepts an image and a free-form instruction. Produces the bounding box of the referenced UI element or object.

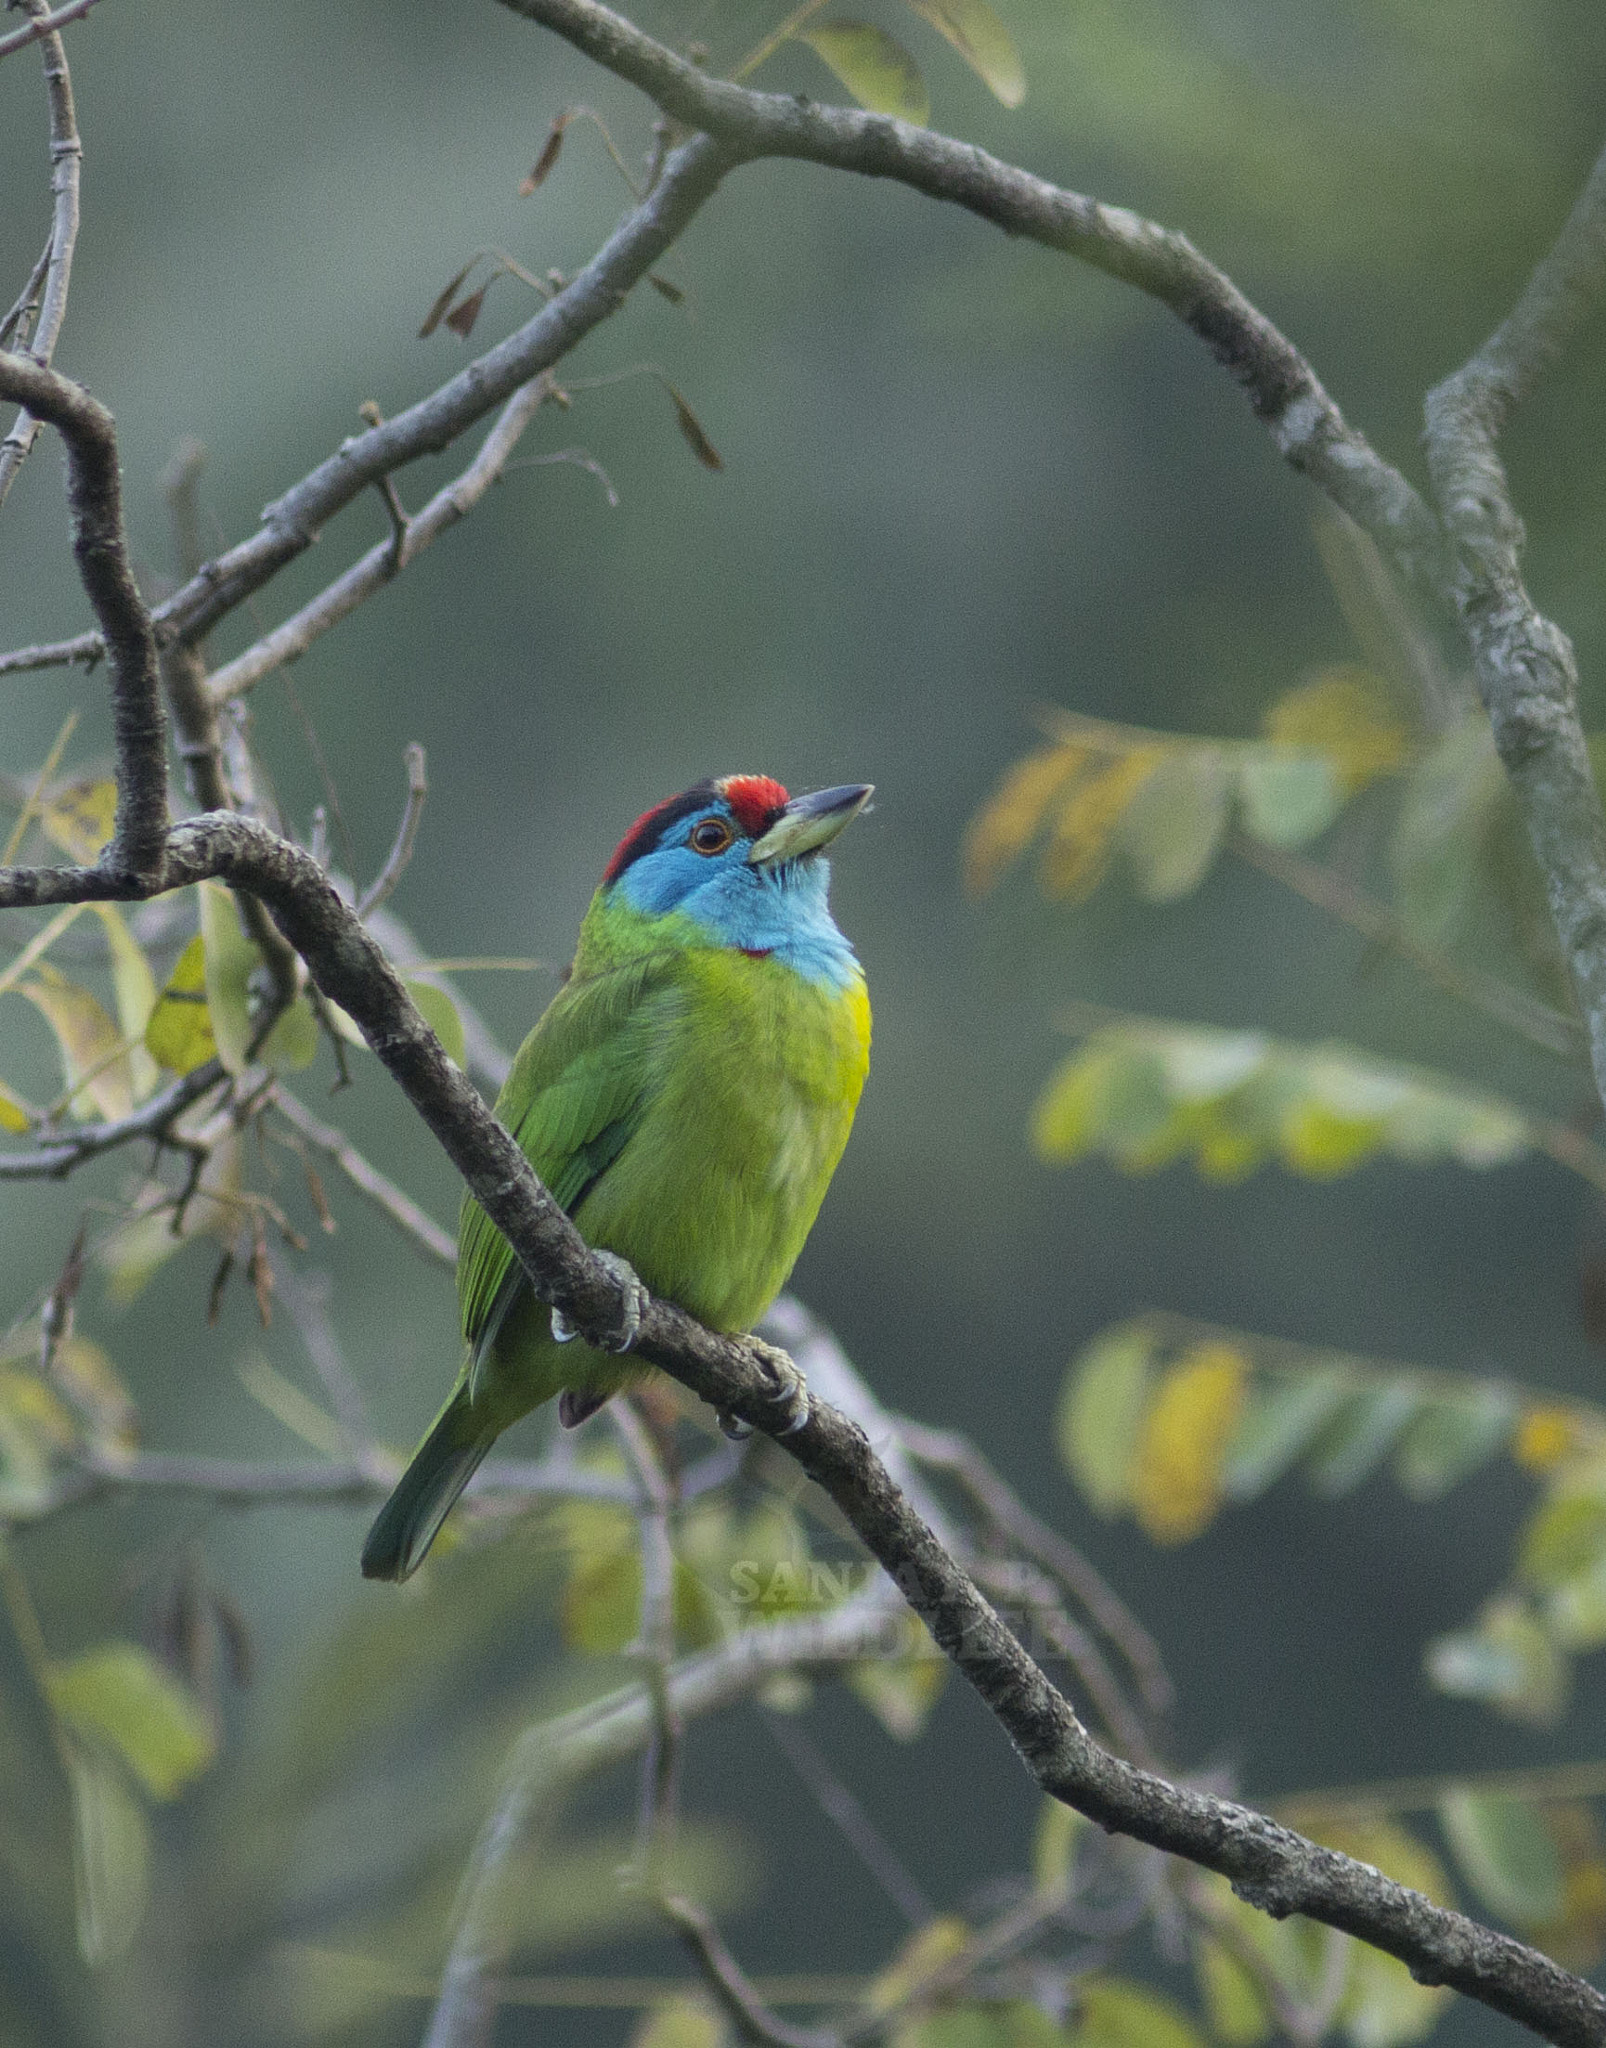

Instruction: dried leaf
[39,776,117,863]
[519,113,569,194]
[662,379,723,470]
[900,0,1024,106]
[419,257,480,339]
[962,744,1086,895]
[797,21,930,122]
[16,964,132,1120]
[1039,748,1164,899]
[444,285,489,338]
[648,273,685,304]
[92,903,160,1101]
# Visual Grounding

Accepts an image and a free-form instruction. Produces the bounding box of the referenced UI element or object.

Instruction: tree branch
[0,0,106,63]
[493,0,1448,607]
[0,0,82,508]
[0,355,168,877]
[1424,136,1606,1115]
[201,377,554,707]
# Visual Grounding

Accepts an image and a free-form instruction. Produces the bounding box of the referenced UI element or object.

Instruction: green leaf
[258,994,322,1071]
[796,22,929,122]
[1056,1326,1154,1514]
[1425,1598,1568,1726]
[1223,1367,1354,1500]
[144,931,217,1074]
[1030,1796,1083,1896]
[198,881,258,1074]
[1519,1495,1606,1591]
[899,0,1024,104]
[849,1639,946,1739]
[1117,746,1231,901]
[1195,1939,1270,2046]
[64,1742,150,1966]
[1031,1038,1170,1165]
[1236,750,1342,845]
[1341,1941,1449,2047]
[1439,1791,1564,1926]
[1389,717,1507,948]
[633,1997,727,2048]
[1391,1387,1515,1499]
[1071,1977,1205,2048]
[48,1640,216,1798]
[407,978,466,1067]
[91,903,160,1102]
[1305,1382,1423,1496]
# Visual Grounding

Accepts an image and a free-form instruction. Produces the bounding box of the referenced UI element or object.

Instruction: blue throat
[614,851,858,990]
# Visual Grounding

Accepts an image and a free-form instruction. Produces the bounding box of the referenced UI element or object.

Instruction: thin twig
[269,1086,456,1267]
[761,1709,932,1927]
[357,744,427,918]
[275,1262,375,1460]
[1424,135,1606,1119]
[611,1397,684,1891]
[0,0,106,62]
[660,1895,842,2048]
[0,1059,225,1178]
[893,1417,1173,1724]
[0,2,83,509]
[0,242,50,350]
[1229,829,1584,1058]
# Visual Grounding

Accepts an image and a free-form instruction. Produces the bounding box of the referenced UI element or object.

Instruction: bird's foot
[550,1251,649,1353]
[715,1341,810,1442]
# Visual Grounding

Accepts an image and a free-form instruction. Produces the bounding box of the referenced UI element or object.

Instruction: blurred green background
[3,0,1606,2041]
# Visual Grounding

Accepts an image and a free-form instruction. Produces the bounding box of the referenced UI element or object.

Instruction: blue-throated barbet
[360,774,872,1581]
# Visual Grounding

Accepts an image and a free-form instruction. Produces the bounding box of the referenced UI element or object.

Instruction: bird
[360,773,873,1582]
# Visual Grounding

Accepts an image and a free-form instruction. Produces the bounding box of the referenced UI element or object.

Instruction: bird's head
[600,774,871,980]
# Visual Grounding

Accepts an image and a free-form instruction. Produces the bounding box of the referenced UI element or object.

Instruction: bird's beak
[748,783,874,866]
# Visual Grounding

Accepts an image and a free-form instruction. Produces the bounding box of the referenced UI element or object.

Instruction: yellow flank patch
[1130,1343,1248,1544]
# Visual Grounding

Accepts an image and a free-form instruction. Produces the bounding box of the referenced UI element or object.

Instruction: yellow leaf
[1130,1343,1248,1544]
[39,777,117,863]
[0,1080,30,1132]
[16,964,132,1120]
[1263,666,1410,795]
[797,22,929,122]
[48,1641,216,1799]
[1040,748,1165,900]
[1515,1407,1582,1473]
[900,0,1024,105]
[144,932,217,1074]
[869,1915,971,2013]
[962,745,1086,895]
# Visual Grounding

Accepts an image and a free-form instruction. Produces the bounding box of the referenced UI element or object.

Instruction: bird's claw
[715,1348,810,1440]
[550,1252,649,1354]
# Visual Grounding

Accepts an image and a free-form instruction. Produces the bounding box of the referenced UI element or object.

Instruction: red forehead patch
[718,774,789,837]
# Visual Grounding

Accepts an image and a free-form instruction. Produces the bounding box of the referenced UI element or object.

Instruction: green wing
[457,951,687,1359]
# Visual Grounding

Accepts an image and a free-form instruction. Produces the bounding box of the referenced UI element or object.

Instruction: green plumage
[361,890,870,1582]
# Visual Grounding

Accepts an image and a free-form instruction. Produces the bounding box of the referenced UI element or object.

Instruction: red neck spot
[719,774,789,839]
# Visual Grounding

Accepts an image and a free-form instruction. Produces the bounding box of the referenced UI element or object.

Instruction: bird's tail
[360,1386,495,1583]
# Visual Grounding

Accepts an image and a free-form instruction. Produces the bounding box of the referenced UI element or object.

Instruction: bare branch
[1229,828,1584,1057]
[0,629,102,678]
[0,1058,225,1178]
[357,744,427,919]
[424,1591,903,2048]
[268,1086,456,1267]
[0,1,83,508]
[761,1710,932,1927]
[494,0,1448,606]
[0,354,168,877]
[203,378,553,706]
[612,1398,683,1890]
[660,1895,841,2048]
[0,0,107,63]
[1424,136,1606,1116]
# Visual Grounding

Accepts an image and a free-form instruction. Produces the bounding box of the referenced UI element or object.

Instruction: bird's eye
[690,817,733,855]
